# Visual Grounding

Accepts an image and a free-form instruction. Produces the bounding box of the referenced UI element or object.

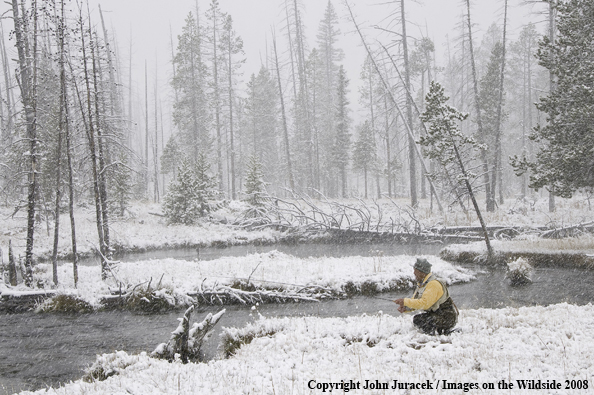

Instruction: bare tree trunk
[145,61,149,196]
[491,0,508,206]
[0,21,14,144]
[452,139,493,259]
[210,7,223,192]
[64,73,78,287]
[11,0,38,287]
[154,59,160,202]
[400,0,417,208]
[90,32,111,262]
[227,24,236,200]
[465,0,494,212]
[8,240,17,286]
[384,94,392,198]
[272,31,295,191]
[547,0,557,213]
[77,7,107,279]
[128,34,133,150]
[51,44,64,287]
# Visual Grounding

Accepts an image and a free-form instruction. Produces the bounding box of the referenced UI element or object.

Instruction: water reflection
[73,242,447,266]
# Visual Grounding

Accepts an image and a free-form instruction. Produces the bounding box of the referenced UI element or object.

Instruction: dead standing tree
[11,0,39,287]
[344,1,443,213]
[465,0,494,213]
[74,2,111,279]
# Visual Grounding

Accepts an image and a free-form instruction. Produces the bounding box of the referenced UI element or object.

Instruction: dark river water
[2,244,594,394]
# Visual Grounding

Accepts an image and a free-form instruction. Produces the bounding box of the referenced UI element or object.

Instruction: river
[1,244,593,394]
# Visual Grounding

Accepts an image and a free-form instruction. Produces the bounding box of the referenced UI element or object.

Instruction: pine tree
[221,14,244,199]
[244,67,279,188]
[331,65,351,198]
[172,12,211,161]
[352,121,376,199]
[243,155,268,220]
[163,154,218,225]
[512,0,594,198]
[421,81,493,258]
[478,42,506,202]
[507,23,543,198]
[315,1,343,193]
[161,137,182,178]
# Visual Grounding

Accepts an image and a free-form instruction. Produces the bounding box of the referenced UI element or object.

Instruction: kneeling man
[394,258,458,335]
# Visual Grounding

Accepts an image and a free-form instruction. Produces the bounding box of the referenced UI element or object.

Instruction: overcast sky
[85,0,545,114]
[1,0,547,130]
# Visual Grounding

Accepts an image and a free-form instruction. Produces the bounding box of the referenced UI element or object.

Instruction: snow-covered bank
[2,196,593,265]
[1,252,475,310]
[16,303,593,395]
[441,237,594,268]
[0,202,281,264]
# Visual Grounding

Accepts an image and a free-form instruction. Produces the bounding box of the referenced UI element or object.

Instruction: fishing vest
[412,273,450,312]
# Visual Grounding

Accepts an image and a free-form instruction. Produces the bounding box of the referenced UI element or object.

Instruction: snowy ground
[3,197,594,394]
[1,252,475,309]
[0,201,280,264]
[2,195,593,264]
[16,303,594,395]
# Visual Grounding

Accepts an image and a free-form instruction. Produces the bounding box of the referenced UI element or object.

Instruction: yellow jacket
[403,273,444,311]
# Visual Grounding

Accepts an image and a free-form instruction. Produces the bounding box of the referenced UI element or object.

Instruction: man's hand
[394,298,406,313]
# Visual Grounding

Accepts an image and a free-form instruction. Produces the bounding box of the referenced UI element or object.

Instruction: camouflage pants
[413,298,458,335]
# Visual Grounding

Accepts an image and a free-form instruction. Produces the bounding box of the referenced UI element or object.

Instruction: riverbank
[2,196,593,265]
[12,302,593,395]
[0,252,475,312]
[441,237,594,269]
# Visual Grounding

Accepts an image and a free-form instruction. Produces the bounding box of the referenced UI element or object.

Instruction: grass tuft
[36,294,94,314]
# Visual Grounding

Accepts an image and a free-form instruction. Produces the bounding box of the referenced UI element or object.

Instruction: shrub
[36,294,94,314]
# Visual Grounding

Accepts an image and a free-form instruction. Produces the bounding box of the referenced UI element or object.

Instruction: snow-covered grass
[16,303,594,395]
[0,201,281,264]
[3,197,594,394]
[2,195,593,265]
[1,252,475,310]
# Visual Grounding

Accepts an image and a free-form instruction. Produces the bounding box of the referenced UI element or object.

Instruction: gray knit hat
[413,258,432,274]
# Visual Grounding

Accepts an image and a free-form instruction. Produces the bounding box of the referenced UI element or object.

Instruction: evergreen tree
[162,154,218,225]
[206,0,226,191]
[507,23,546,198]
[352,121,376,198]
[331,66,351,198]
[478,41,506,202]
[513,0,594,198]
[244,67,279,187]
[172,13,211,161]
[315,1,343,193]
[421,81,493,258]
[161,137,182,178]
[243,155,268,219]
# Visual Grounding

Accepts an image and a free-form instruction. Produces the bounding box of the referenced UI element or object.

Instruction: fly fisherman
[394,258,458,335]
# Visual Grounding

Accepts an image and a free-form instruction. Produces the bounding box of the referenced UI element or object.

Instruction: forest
[0,0,593,286]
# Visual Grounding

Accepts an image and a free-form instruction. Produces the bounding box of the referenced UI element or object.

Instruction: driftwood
[152,306,225,363]
[540,221,594,239]
[187,284,326,306]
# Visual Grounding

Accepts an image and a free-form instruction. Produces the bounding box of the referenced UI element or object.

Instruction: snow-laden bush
[220,316,282,358]
[83,350,141,382]
[506,257,533,286]
[36,293,94,313]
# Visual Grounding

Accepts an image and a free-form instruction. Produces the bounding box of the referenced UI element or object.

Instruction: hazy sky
[84,0,544,115]
[1,0,547,127]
